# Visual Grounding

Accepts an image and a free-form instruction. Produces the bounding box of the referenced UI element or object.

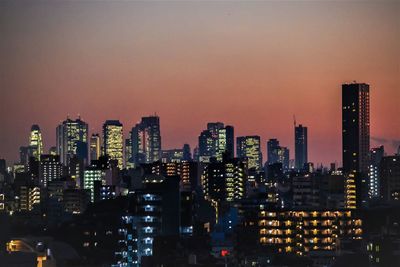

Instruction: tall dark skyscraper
[342,83,370,175]
[131,116,161,164]
[295,124,308,170]
[267,139,280,164]
[342,83,370,208]
[182,144,192,161]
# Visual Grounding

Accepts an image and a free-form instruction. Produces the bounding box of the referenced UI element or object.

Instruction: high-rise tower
[29,124,43,160]
[237,136,262,171]
[342,82,370,208]
[56,117,88,165]
[342,83,370,174]
[295,124,308,170]
[103,120,124,169]
[131,116,161,164]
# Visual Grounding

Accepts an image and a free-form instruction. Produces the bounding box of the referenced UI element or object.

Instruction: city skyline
[1,2,400,266]
[1,1,399,165]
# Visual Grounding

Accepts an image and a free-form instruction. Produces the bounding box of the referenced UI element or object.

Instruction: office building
[131,116,161,164]
[216,125,234,161]
[125,138,134,169]
[56,117,88,165]
[198,130,214,162]
[198,123,233,162]
[237,136,262,171]
[29,124,43,160]
[84,165,106,202]
[267,139,290,170]
[39,155,62,187]
[89,134,101,162]
[295,124,308,170]
[103,120,124,169]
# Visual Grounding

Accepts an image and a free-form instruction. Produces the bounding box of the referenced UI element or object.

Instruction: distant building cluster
[1,83,400,267]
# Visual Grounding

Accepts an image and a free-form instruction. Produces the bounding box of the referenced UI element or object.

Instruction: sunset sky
[0,1,399,166]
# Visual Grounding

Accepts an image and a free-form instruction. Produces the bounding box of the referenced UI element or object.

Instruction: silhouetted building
[183,144,192,161]
[93,181,116,202]
[19,146,34,167]
[63,188,90,214]
[380,155,400,203]
[68,155,85,188]
[342,83,370,208]
[369,146,384,199]
[126,175,180,261]
[295,124,308,170]
[267,139,280,164]
[203,157,246,203]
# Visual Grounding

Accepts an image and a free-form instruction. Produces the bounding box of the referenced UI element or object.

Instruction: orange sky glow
[0,1,399,165]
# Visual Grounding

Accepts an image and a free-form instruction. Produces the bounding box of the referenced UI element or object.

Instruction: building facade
[29,124,43,160]
[56,117,89,166]
[295,124,308,170]
[237,136,262,171]
[103,120,124,169]
[131,116,161,165]
[342,83,370,208]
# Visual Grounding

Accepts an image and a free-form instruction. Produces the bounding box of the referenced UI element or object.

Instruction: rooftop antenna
[293,115,297,128]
